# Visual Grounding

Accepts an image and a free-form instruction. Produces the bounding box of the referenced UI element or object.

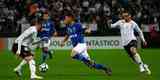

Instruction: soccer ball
[39,63,49,72]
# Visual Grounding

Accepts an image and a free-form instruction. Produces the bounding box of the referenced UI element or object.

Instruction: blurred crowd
[0,0,160,36]
[112,0,160,25]
[0,0,111,36]
[0,0,19,36]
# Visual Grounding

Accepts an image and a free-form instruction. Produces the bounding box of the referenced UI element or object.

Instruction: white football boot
[143,64,151,75]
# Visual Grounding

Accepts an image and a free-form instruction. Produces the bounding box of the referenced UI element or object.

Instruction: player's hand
[60,42,65,47]
[16,50,20,56]
[85,29,91,34]
[53,32,58,36]
[143,41,147,48]
[108,20,112,24]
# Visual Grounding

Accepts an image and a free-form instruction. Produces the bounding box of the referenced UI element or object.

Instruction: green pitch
[0,49,160,80]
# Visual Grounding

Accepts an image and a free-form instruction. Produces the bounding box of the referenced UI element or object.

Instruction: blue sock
[48,50,53,59]
[40,52,48,64]
[72,53,107,70]
[92,63,107,70]
[72,54,89,62]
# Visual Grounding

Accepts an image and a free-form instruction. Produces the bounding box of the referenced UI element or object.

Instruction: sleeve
[133,23,146,42]
[32,31,38,42]
[50,21,56,33]
[17,37,24,53]
[17,28,33,53]
[77,23,85,33]
[111,20,121,28]
[65,27,69,36]
[31,32,42,45]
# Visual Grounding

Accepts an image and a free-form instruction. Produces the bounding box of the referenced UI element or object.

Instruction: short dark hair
[122,10,131,16]
[31,18,42,25]
[66,12,76,19]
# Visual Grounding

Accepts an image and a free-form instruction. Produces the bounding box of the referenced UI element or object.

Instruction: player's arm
[16,28,32,55]
[110,20,121,28]
[60,35,69,47]
[16,37,23,55]
[31,32,42,45]
[16,28,33,55]
[78,23,91,34]
[134,23,147,45]
[84,24,91,34]
[52,26,58,36]
[53,32,58,36]
[51,21,58,37]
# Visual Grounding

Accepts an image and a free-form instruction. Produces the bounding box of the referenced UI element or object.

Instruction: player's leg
[84,51,111,72]
[125,45,151,74]
[124,46,135,62]
[25,55,43,79]
[130,47,144,71]
[130,47,151,75]
[130,47,143,64]
[73,50,112,76]
[71,44,112,75]
[48,45,54,59]
[125,40,151,74]
[14,59,27,76]
[14,60,27,70]
[40,39,51,64]
[124,41,144,66]
[40,47,49,64]
[21,46,43,79]
[12,44,26,76]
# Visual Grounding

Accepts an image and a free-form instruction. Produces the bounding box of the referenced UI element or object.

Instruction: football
[39,63,49,72]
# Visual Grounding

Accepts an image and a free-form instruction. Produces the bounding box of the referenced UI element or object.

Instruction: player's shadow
[136,73,153,80]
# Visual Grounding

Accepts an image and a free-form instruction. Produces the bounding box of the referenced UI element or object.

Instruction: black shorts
[124,40,137,57]
[11,43,33,58]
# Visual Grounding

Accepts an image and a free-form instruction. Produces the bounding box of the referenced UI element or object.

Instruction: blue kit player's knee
[40,47,49,64]
[43,47,49,53]
[92,62,106,70]
[72,53,92,67]
[72,53,90,62]
[72,53,104,69]
[72,53,111,75]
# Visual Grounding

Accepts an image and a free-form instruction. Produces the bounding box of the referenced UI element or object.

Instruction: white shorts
[42,39,51,48]
[73,43,90,60]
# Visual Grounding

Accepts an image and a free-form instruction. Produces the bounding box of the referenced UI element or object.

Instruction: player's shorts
[11,43,33,58]
[42,39,51,48]
[124,40,137,57]
[73,43,90,60]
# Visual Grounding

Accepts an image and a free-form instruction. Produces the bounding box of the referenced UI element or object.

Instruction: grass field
[0,49,160,80]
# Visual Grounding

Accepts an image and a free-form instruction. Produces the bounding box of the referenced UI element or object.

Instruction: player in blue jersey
[38,11,57,65]
[61,15,112,76]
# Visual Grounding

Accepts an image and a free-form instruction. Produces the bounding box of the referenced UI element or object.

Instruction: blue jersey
[66,22,85,47]
[38,19,56,40]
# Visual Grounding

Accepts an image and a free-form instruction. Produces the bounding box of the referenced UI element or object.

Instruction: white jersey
[111,20,145,46]
[15,26,38,52]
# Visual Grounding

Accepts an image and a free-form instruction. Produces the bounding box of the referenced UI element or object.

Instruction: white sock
[15,59,27,71]
[134,53,143,65]
[29,59,36,78]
